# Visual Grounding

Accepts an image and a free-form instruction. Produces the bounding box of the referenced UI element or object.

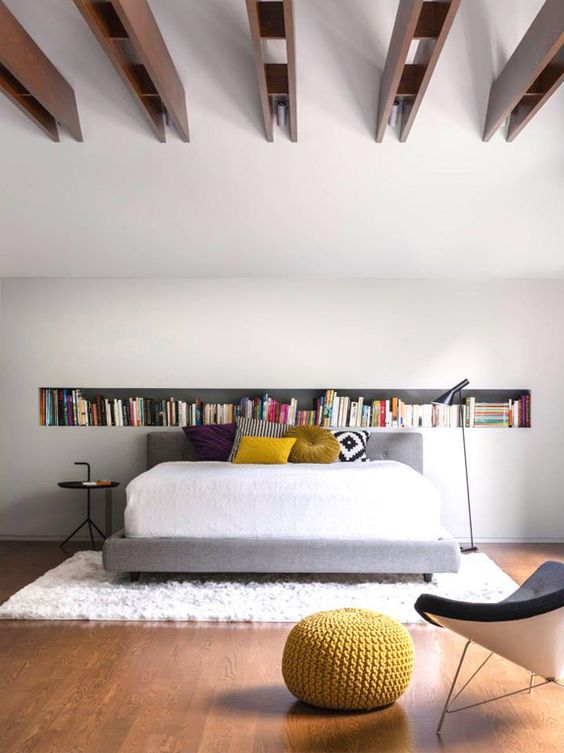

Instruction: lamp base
[460,544,478,553]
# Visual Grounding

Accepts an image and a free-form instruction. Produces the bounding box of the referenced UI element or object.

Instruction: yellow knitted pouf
[282,608,414,710]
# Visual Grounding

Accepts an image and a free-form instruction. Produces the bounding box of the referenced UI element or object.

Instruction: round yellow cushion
[284,425,340,464]
[282,608,414,710]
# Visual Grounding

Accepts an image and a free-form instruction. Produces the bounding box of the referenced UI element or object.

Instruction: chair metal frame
[437,639,564,735]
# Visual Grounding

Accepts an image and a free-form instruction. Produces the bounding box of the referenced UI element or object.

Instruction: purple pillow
[182,423,236,462]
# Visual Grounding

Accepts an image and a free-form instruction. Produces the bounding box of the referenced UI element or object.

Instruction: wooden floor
[0,543,563,753]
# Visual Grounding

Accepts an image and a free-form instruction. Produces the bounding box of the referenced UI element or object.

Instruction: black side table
[58,462,119,550]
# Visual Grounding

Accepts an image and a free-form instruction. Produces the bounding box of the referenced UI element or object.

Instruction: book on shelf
[39,389,299,428]
[39,388,531,429]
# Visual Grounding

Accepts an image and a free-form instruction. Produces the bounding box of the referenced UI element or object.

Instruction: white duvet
[124,461,444,541]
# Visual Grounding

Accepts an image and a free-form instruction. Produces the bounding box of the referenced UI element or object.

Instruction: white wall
[1,278,563,542]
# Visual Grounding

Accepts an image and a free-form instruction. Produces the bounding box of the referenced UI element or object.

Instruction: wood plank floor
[0,542,563,753]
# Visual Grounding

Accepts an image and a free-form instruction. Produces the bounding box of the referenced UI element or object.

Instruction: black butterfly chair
[415,560,564,734]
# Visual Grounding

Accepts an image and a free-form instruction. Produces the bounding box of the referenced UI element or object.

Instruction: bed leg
[423,573,433,583]
[129,572,140,583]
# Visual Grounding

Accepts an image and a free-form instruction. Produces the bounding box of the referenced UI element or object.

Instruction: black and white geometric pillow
[332,430,371,462]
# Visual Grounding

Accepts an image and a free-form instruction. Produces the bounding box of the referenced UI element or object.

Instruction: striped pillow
[229,417,288,462]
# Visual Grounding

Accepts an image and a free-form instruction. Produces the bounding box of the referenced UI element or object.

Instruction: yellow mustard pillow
[284,425,340,463]
[233,436,297,464]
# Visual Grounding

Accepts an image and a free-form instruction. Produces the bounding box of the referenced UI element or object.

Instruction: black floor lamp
[432,379,478,553]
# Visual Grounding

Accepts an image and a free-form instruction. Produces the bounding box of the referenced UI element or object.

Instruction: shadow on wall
[157,0,264,137]
[461,0,504,134]
[305,0,389,136]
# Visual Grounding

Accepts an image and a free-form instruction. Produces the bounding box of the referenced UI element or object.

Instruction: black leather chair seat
[415,560,564,626]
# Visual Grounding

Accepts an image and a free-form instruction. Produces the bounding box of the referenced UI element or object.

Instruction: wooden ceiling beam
[265,63,289,96]
[258,1,285,39]
[507,52,564,141]
[483,0,564,142]
[0,0,82,141]
[72,0,189,142]
[245,0,297,142]
[397,64,426,97]
[282,0,297,141]
[376,0,461,142]
[414,2,450,39]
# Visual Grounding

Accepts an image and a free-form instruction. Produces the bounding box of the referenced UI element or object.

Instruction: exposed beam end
[72,0,188,143]
[375,0,460,141]
[168,104,190,142]
[506,68,564,141]
[0,1,83,141]
[65,98,84,142]
[483,0,564,141]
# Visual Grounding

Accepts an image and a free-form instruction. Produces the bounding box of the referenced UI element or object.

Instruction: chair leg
[437,640,472,735]
[437,649,555,734]
[423,573,433,583]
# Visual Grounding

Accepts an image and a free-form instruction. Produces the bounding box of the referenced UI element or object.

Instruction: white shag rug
[0,551,517,623]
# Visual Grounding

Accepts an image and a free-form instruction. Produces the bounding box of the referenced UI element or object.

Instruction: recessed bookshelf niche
[39,388,531,429]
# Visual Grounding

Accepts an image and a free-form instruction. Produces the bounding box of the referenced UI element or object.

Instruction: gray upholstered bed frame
[103,431,461,580]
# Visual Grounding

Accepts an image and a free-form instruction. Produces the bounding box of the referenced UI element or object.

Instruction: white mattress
[124,461,444,541]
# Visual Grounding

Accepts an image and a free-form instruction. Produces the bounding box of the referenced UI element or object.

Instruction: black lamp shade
[432,379,470,406]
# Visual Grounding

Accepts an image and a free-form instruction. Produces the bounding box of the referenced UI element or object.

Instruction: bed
[103,431,461,579]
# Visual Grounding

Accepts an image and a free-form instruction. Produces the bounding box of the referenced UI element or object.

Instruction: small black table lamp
[432,379,477,553]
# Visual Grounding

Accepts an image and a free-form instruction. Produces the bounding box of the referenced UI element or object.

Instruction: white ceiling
[0,0,562,278]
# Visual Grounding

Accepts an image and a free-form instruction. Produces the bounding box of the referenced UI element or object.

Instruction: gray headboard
[147,431,423,474]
